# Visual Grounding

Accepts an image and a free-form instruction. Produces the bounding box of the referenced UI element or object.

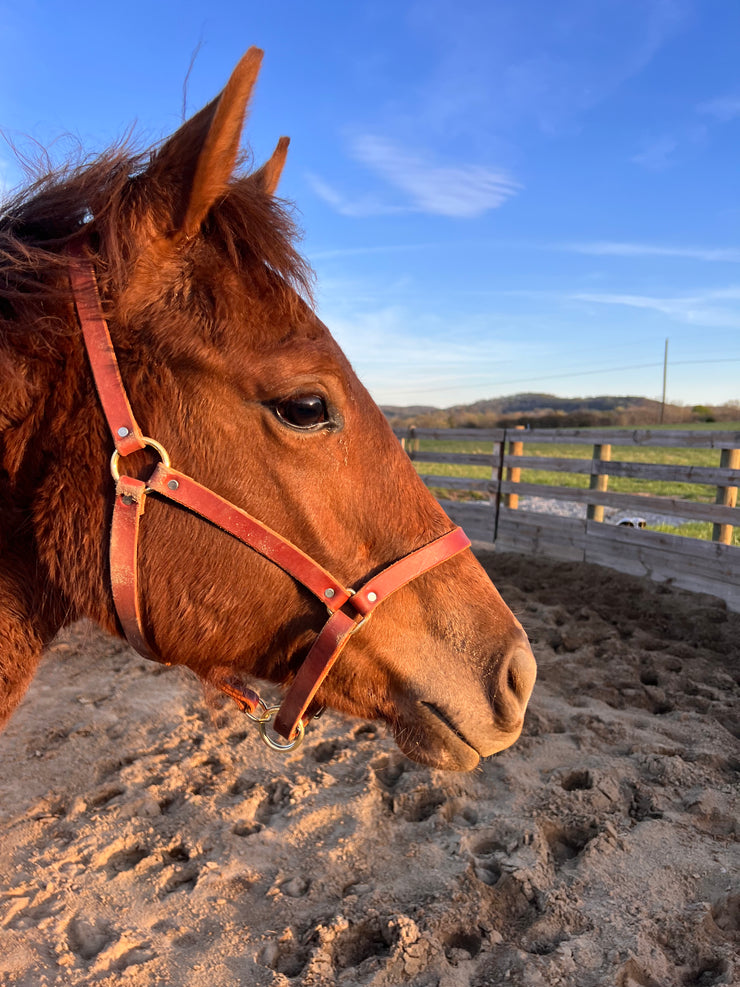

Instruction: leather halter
[68,249,471,745]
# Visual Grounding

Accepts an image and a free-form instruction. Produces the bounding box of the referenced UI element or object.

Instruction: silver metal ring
[258,707,305,752]
[242,697,272,724]
[110,436,171,482]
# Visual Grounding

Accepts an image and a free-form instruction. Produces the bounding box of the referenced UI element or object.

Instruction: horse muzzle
[392,631,537,772]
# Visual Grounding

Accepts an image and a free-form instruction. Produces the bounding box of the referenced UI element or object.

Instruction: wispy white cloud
[313,272,740,405]
[630,90,740,172]
[408,0,689,138]
[570,288,740,330]
[697,95,740,123]
[310,241,447,261]
[304,174,405,219]
[318,300,542,404]
[630,136,679,170]
[556,241,740,263]
[352,136,520,218]
[308,136,520,219]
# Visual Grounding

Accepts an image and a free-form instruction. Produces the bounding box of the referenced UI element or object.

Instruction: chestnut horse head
[0,49,535,771]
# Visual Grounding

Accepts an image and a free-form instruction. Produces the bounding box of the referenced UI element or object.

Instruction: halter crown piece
[68,247,471,750]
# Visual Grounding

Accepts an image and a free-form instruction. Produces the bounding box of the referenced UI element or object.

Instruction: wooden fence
[395,426,740,612]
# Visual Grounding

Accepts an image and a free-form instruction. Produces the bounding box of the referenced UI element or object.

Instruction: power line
[378,354,740,398]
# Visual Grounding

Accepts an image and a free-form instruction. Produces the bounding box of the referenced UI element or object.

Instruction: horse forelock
[0,139,313,316]
[0,137,317,481]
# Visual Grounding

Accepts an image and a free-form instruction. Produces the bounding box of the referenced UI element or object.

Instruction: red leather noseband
[68,250,471,745]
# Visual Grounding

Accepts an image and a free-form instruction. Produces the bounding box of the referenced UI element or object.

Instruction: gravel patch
[518,495,689,528]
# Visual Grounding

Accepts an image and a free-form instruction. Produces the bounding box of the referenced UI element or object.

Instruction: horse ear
[251,136,290,196]
[149,47,264,239]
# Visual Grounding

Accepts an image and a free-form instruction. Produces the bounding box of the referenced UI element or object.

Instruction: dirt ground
[1,550,738,987]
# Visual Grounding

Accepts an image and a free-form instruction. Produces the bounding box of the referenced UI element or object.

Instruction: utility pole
[659,338,668,423]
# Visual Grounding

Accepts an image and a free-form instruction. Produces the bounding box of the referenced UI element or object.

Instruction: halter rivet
[367,591,378,603]
[117,426,130,438]
[167,479,179,490]
[324,588,335,599]
[121,494,135,506]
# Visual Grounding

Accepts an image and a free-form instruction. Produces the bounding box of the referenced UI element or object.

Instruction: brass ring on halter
[258,706,305,752]
[110,437,171,482]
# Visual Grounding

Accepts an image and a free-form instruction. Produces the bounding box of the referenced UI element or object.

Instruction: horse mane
[0,140,313,315]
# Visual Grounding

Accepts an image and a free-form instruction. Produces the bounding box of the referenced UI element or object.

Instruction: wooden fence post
[505,425,525,510]
[587,444,612,522]
[492,431,506,541]
[712,447,739,544]
[405,425,418,460]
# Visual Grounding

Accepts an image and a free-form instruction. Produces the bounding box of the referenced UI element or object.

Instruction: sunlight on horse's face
[0,48,534,768]
[116,244,535,771]
[104,48,537,771]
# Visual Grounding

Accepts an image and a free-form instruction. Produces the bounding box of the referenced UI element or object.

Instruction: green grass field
[409,424,740,545]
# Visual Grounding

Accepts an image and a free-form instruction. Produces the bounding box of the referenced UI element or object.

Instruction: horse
[0,48,536,772]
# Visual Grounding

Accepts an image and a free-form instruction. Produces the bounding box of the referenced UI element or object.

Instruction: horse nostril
[492,640,536,731]
[507,641,537,704]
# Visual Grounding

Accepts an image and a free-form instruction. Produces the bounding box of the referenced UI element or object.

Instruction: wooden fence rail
[396,426,740,612]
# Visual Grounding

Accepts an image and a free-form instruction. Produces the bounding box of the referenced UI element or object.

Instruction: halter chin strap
[68,249,471,743]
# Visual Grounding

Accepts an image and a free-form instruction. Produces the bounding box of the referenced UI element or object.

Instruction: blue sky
[1,0,739,408]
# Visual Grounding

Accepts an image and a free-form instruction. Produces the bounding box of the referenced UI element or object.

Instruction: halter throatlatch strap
[69,249,472,742]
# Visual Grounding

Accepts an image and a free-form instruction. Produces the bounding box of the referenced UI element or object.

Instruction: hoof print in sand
[86,784,125,812]
[231,820,262,837]
[280,875,310,898]
[311,739,346,764]
[158,845,199,895]
[93,936,156,975]
[254,780,293,825]
[541,819,599,868]
[709,893,740,941]
[559,768,594,792]
[682,957,734,987]
[370,753,409,789]
[442,929,483,965]
[467,829,519,886]
[65,914,112,962]
[393,787,446,822]
[94,839,150,877]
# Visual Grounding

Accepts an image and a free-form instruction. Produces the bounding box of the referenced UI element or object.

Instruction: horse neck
[0,295,68,718]
[0,545,53,728]
[1,285,94,638]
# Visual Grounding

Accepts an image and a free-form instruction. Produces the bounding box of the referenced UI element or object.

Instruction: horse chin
[390,702,483,772]
[389,701,525,772]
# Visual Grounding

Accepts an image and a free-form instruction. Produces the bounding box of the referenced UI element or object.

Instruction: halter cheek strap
[68,250,471,745]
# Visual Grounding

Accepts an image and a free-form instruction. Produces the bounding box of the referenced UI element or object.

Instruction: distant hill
[381,392,737,429]
[451,392,655,415]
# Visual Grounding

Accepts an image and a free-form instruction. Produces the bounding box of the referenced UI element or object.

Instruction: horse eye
[274,394,329,430]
